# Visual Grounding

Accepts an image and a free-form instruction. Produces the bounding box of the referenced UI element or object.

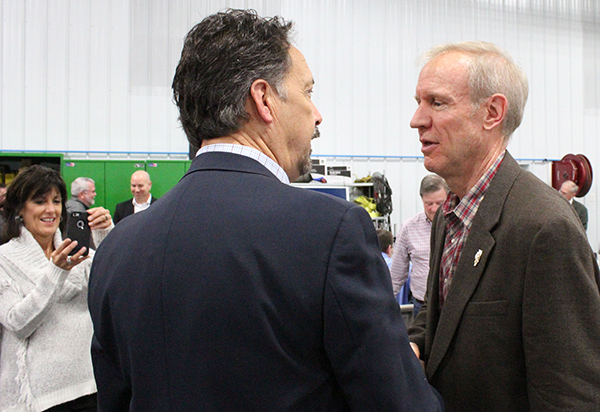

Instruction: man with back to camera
[559,179,588,230]
[390,174,448,316]
[88,9,443,411]
[113,170,158,224]
[408,41,600,411]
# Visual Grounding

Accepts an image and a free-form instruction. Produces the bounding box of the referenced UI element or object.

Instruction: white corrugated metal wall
[1,0,599,248]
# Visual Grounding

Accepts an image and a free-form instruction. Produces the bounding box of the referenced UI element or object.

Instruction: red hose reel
[551,154,593,197]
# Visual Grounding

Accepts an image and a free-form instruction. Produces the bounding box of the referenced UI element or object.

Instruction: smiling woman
[21,188,63,251]
[0,165,111,412]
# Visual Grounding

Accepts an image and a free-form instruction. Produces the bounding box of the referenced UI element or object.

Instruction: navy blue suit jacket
[89,152,443,411]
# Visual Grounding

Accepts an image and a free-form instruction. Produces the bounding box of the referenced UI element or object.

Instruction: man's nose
[410,104,430,129]
[314,108,322,126]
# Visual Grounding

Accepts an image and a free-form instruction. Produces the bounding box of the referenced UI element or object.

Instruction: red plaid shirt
[439,152,505,308]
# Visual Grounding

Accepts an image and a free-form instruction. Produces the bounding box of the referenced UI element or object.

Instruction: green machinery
[0,152,192,216]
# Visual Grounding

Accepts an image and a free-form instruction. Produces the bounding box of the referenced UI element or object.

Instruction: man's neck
[201,118,288,169]
[202,130,264,150]
[134,195,150,204]
[76,196,90,208]
[449,147,506,199]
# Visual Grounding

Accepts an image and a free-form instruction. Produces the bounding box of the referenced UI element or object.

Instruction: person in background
[0,165,112,412]
[66,177,114,247]
[0,183,6,234]
[87,9,443,412]
[390,174,448,315]
[376,228,394,268]
[559,180,588,230]
[0,183,6,207]
[408,40,600,411]
[66,177,96,213]
[113,170,158,224]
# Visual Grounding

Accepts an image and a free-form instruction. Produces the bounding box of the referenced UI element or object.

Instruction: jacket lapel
[426,151,522,377]
[426,228,496,375]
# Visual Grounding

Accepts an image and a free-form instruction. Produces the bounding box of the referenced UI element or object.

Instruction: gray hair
[71,177,95,196]
[561,180,579,195]
[422,41,529,143]
[419,174,449,197]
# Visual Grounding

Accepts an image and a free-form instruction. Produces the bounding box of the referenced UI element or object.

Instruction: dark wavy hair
[1,165,67,244]
[172,9,294,148]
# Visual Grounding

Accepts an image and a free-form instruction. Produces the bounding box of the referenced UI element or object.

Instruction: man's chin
[423,157,439,174]
[298,154,312,177]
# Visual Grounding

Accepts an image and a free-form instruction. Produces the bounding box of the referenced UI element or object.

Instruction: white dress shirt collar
[197,143,290,184]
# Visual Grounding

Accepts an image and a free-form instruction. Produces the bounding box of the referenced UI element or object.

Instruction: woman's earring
[15,216,23,223]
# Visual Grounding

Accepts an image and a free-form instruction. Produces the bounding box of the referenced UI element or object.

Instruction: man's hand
[410,342,426,370]
[88,207,113,230]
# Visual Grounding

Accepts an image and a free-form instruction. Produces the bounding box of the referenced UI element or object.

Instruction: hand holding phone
[66,212,91,256]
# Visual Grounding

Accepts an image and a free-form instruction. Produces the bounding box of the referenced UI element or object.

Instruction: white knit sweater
[0,226,109,412]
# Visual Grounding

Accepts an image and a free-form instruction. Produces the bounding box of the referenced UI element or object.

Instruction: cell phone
[66,211,91,256]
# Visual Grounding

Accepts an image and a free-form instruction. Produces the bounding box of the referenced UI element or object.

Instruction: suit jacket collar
[427,151,522,376]
[185,151,284,183]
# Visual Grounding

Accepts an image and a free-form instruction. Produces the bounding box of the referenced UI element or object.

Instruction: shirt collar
[421,211,434,225]
[133,194,152,207]
[442,151,505,228]
[197,143,290,184]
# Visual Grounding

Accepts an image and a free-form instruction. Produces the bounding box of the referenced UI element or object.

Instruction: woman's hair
[1,165,67,244]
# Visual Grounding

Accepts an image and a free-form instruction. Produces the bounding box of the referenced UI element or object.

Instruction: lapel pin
[474,249,483,267]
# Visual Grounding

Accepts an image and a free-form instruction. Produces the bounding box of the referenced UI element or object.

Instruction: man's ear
[249,79,275,123]
[385,245,393,257]
[483,93,508,131]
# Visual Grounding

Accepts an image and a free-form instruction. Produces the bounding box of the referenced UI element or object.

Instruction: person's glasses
[82,190,96,194]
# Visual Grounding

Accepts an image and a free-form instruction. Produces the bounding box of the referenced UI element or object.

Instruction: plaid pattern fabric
[439,152,505,307]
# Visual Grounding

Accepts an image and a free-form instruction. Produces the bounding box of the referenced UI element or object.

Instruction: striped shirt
[389,212,432,301]
[197,144,290,184]
[439,151,505,307]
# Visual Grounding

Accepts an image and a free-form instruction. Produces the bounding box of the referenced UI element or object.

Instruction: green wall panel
[146,161,187,200]
[1,153,190,218]
[0,153,62,184]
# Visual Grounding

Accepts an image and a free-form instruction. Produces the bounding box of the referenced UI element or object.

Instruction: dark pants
[44,394,97,412]
[412,297,424,318]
